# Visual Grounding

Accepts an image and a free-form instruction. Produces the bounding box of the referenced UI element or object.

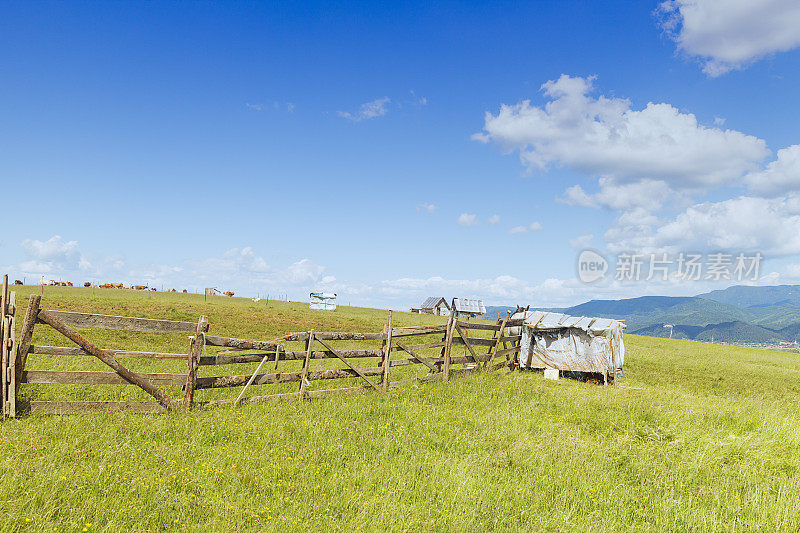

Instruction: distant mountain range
[485,284,800,345]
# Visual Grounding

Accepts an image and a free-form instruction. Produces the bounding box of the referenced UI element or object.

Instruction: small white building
[453,298,486,318]
[310,292,337,311]
[412,297,451,316]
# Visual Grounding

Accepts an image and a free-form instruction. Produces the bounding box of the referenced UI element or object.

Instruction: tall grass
[0,286,798,531]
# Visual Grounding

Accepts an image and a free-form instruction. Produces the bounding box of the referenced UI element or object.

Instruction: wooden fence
[3,295,523,416]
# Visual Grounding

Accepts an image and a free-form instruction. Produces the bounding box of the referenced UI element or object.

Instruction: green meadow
[1,286,799,531]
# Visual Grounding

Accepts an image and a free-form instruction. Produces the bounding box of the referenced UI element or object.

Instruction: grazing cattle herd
[15,280,238,297]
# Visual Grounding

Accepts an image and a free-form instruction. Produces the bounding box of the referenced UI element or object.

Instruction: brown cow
[171,288,176,292]
[224,291,235,297]
[66,282,73,287]
[84,282,92,287]
[14,280,22,285]
[134,285,148,290]
[182,289,188,293]
[151,287,157,291]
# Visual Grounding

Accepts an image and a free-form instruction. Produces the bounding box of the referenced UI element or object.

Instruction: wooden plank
[285,331,385,342]
[299,330,313,398]
[41,310,197,333]
[394,341,437,372]
[451,335,520,347]
[315,337,380,391]
[454,323,479,363]
[197,365,384,390]
[456,321,501,331]
[382,311,392,390]
[22,370,186,386]
[183,315,208,410]
[390,341,445,351]
[29,345,189,359]
[234,351,273,406]
[201,391,302,408]
[37,309,176,410]
[485,314,510,370]
[198,348,382,365]
[29,400,167,414]
[306,385,371,399]
[390,325,449,337]
[15,294,40,392]
[203,335,279,351]
[494,346,520,358]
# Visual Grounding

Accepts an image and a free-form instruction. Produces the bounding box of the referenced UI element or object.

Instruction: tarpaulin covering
[514,311,625,374]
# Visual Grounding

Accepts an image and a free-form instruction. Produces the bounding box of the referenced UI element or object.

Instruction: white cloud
[409,90,428,106]
[417,203,436,213]
[488,214,501,225]
[561,178,680,213]
[745,145,800,197]
[457,213,478,226]
[22,235,79,262]
[569,233,594,249]
[246,103,263,111]
[509,222,542,234]
[657,0,800,76]
[608,194,800,256]
[338,97,391,122]
[474,74,768,190]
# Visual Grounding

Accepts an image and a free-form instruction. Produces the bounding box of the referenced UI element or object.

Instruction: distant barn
[412,297,450,316]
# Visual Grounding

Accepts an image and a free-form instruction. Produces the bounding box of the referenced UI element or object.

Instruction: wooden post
[382,311,392,391]
[8,315,15,418]
[1,318,8,418]
[15,294,40,392]
[1,275,6,416]
[183,315,208,410]
[274,343,282,370]
[443,309,455,381]
[37,309,176,410]
[299,330,313,399]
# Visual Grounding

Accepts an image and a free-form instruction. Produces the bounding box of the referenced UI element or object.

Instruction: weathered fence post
[443,309,455,381]
[382,311,392,391]
[299,330,313,399]
[15,294,41,394]
[183,315,208,410]
[1,275,7,417]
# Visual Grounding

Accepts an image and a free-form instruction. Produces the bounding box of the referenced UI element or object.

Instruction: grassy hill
[1,286,799,530]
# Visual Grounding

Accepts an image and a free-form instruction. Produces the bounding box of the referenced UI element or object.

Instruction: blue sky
[3,1,800,309]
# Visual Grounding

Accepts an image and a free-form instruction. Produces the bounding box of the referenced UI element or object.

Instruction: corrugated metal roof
[420,296,448,309]
[523,311,624,333]
[453,298,486,314]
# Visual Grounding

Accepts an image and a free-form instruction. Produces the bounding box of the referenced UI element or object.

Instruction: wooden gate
[14,294,208,414]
